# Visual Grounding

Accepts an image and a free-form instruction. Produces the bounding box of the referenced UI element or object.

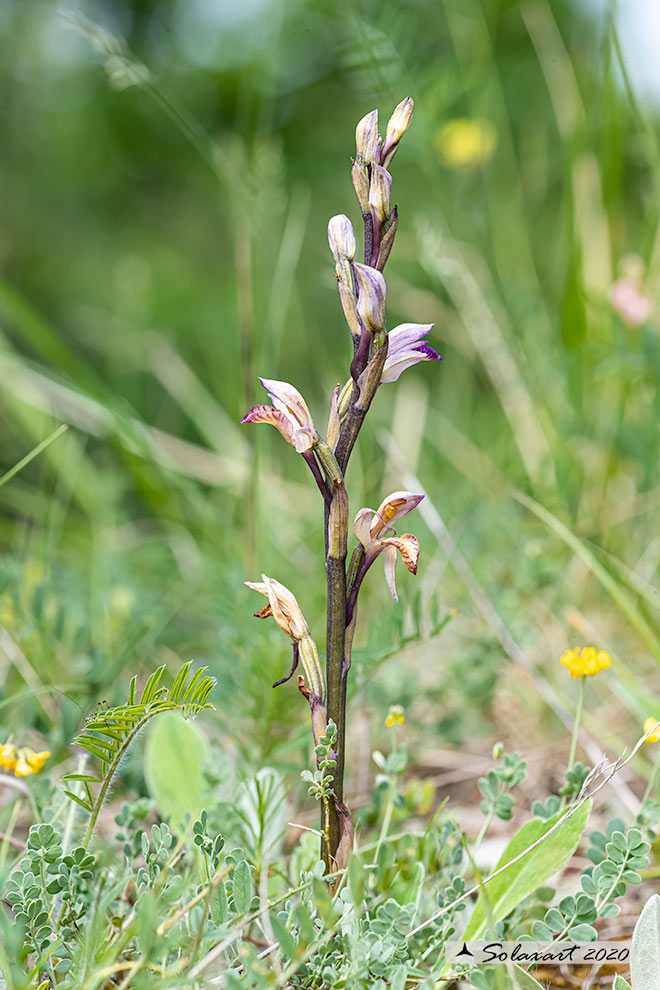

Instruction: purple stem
[302,450,332,504]
[363,209,374,267]
[370,216,381,268]
[350,327,371,382]
[345,550,376,628]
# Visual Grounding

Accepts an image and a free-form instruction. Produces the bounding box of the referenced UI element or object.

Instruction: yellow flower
[27,750,51,771]
[0,742,17,771]
[644,718,660,744]
[0,741,50,776]
[560,646,611,679]
[435,118,497,169]
[385,705,405,728]
[14,756,32,777]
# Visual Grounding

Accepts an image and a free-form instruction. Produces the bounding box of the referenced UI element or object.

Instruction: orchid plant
[241,98,441,871]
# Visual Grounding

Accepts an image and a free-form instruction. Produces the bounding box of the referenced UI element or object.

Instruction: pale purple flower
[328,214,356,262]
[354,262,386,333]
[355,109,380,164]
[241,378,318,452]
[353,491,424,601]
[381,323,441,383]
[369,164,392,222]
[381,97,414,168]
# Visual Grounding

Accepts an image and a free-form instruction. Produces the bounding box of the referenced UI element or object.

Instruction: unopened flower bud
[354,262,386,333]
[337,281,360,339]
[337,378,352,418]
[381,97,414,168]
[355,109,380,165]
[375,206,398,271]
[352,160,370,214]
[326,385,340,451]
[328,214,356,263]
[368,164,392,222]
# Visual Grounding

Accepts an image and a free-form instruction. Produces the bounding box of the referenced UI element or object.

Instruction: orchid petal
[380,533,420,575]
[354,507,376,548]
[259,378,314,430]
[381,349,442,384]
[381,324,441,383]
[262,574,310,641]
[383,545,399,601]
[245,580,268,597]
[388,322,435,349]
[240,405,296,445]
[291,427,315,453]
[354,263,386,333]
[246,575,310,642]
[371,491,424,538]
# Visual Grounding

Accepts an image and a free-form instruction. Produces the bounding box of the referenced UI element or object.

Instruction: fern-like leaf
[62,663,215,847]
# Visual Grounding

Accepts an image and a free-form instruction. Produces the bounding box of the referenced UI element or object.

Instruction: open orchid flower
[241,378,319,453]
[246,575,325,702]
[381,324,442,383]
[353,491,424,601]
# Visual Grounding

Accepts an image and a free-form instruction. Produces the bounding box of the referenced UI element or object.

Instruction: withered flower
[246,575,325,702]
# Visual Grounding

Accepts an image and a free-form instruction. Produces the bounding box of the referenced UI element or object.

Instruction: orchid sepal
[241,378,319,453]
[381,323,441,384]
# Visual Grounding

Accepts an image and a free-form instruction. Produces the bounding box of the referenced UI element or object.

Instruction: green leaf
[613,977,632,990]
[631,893,660,990]
[269,912,295,960]
[169,660,192,705]
[236,767,287,861]
[463,800,592,939]
[347,852,364,907]
[211,881,228,927]
[567,922,597,941]
[62,790,92,813]
[140,665,165,704]
[232,860,251,915]
[144,711,208,831]
[512,965,547,990]
[60,773,102,783]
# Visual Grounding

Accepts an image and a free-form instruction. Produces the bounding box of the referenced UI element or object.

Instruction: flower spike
[241,378,319,453]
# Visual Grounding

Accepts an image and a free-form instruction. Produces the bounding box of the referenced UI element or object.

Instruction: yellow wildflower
[435,118,497,170]
[14,756,32,777]
[560,646,611,679]
[644,718,660,744]
[0,742,17,771]
[26,750,51,771]
[385,705,405,728]
[0,741,50,776]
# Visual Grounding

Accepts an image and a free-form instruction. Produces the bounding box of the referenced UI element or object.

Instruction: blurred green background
[2,0,660,810]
